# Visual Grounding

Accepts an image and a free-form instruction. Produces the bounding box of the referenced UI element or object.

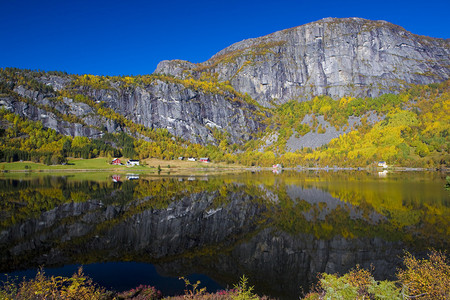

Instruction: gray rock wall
[1,78,265,145]
[2,17,449,146]
[78,80,265,145]
[157,17,450,107]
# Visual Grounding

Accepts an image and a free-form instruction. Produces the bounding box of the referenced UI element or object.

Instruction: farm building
[111,158,121,165]
[127,160,140,166]
[378,161,388,168]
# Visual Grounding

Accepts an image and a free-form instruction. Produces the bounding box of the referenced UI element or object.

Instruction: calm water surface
[0,171,448,299]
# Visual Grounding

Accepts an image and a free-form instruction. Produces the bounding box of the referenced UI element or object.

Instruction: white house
[188,157,196,162]
[127,160,140,166]
[378,161,388,168]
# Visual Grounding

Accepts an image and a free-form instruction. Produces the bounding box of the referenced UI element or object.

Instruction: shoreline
[0,157,448,174]
[1,166,448,174]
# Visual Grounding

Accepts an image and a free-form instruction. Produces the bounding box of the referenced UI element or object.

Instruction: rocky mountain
[0,17,449,149]
[0,72,266,145]
[156,17,450,107]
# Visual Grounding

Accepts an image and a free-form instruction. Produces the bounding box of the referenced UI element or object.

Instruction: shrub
[0,267,113,299]
[304,251,449,300]
[304,265,401,299]
[397,251,450,300]
[233,275,259,300]
[179,276,207,299]
[117,284,162,299]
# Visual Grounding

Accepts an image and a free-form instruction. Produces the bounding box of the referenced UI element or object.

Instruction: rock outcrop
[1,76,265,145]
[77,80,265,145]
[1,17,449,146]
[156,17,450,107]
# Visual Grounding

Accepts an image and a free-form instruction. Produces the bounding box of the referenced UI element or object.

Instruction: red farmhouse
[111,158,121,165]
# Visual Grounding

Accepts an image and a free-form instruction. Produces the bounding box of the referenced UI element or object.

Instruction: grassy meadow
[0,157,245,173]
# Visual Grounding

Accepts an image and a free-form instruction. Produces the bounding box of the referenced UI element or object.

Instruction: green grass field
[0,157,152,171]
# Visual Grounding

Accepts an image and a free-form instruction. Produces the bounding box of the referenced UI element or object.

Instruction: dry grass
[142,158,246,170]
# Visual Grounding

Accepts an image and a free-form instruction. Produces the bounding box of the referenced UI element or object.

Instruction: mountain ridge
[0,17,449,168]
[156,17,450,107]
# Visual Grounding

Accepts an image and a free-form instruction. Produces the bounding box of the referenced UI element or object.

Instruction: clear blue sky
[1,0,449,76]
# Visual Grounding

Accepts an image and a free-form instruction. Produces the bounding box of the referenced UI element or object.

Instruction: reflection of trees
[0,172,448,299]
[0,171,448,249]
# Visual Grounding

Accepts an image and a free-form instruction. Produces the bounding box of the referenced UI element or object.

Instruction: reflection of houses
[378,170,388,178]
[126,174,140,180]
[127,160,140,166]
[111,158,121,165]
[378,161,388,168]
[200,158,210,163]
[188,158,196,162]
[111,174,121,182]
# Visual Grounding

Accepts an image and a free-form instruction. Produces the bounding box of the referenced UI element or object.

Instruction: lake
[0,170,448,299]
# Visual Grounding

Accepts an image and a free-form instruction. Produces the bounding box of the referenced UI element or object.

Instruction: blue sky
[1,0,449,76]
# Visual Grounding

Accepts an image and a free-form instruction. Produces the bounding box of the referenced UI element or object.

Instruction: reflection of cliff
[0,190,269,271]
[0,174,447,299]
[0,185,419,299]
[156,228,405,299]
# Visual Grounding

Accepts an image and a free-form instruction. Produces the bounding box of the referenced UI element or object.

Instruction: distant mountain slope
[0,18,449,168]
[156,17,450,107]
[0,70,266,145]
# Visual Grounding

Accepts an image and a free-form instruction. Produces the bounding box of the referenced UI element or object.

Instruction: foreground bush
[304,266,401,300]
[165,275,270,300]
[0,271,268,300]
[304,250,449,300]
[0,267,113,300]
[117,284,162,299]
[397,251,450,299]
[1,251,447,299]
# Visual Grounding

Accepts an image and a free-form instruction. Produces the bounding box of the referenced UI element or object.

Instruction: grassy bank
[0,157,246,172]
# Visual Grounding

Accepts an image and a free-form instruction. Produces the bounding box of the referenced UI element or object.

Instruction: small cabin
[272,164,282,169]
[127,159,140,166]
[200,158,210,163]
[378,161,388,168]
[188,157,196,162]
[178,157,184,160]
[111,158,121,165]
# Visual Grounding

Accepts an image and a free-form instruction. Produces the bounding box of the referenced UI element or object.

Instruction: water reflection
[0,171,448,299]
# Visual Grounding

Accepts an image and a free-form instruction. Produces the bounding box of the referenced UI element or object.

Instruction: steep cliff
[0,72,266,145]
[156,17,450,107]
[73,79,265,145]
[1,17,449,151]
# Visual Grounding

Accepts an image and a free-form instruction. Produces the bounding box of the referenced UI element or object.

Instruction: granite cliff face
[1,17,449,146]
[156,17,450,106]
[76,81,264,144]
[0,74,265,145]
